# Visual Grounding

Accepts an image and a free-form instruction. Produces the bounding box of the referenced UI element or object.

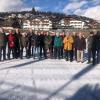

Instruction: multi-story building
[23,20,31,29]
[23,15,52,30]
[58,18,70,29]
[58,18,86,29]
[69,20,85,29]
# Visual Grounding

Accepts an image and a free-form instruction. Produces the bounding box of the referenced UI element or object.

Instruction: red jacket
[8,33,15,48]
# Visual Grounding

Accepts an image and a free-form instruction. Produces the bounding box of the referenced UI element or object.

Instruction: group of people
[0,27,100,65]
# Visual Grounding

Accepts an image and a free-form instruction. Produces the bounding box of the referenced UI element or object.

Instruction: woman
[7,30,15,60]
[63,33,74,62]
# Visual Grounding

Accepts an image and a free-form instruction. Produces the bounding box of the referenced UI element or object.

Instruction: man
[76,32,86,63]
[44,31,52,58]
[31,31,40,59]
[63,33,74,62]
[87,31,94,63]
[72,32,78,61]
[60,32,65,59]
[0,28,7,61]
[49,32,55,58]
[54,33,63,59]
[27,29,33,58]
[20,32,28,59]
[92,31,100,65]
[14,28,21,59]
[39,31,47,59]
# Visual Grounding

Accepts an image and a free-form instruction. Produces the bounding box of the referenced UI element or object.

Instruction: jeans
[40,45,47,59]
[65,50,73,61]
[54,47,60,59]
[7,47,15,59]
[88,48,92,62]
[32,46,40,59]
[92,49,100,65]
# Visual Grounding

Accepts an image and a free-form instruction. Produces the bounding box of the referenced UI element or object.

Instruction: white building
[23,20,31,29]
[70,20,85,29]
[23,17,52,30]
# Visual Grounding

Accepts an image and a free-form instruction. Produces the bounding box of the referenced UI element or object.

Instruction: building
[23,15,52,30]
[23,20,31,29]
[69,20,85,29]
[58,18,86,29]
[58,18,70,29]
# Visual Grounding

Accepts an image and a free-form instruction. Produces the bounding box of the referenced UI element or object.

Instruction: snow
[0,58,100,100]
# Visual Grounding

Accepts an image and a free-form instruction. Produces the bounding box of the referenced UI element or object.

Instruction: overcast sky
[0,0,100,21]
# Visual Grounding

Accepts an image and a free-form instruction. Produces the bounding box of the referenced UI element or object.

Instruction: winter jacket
[72,35,78,49]
[92,35,100,51]
[7,33,15,48]
[27,33,33,48]
[44,35,52,50]
[54,36,63,47]
[87,36,93,50]
[76,37,86,50]
[20,35,28,48]
[63,36,74,50]
[0,32,7,47]
[38,34,45,46]
[14,32,21,48]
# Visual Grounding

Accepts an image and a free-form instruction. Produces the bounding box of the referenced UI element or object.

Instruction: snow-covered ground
[0,58,100,100]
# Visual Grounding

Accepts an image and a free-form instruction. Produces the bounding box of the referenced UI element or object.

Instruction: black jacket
[14,32,21,48]
[92,35,100,51]
[38,34,45,46]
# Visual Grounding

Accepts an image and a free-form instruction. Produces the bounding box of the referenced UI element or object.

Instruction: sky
[0,0,100,21]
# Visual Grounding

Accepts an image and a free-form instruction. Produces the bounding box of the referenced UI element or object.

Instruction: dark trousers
[40,45,47,59]
[27,47,31,58]
[60,46,64,58]
[14,46,20,59]
[92,49,100,65]
[54,47,60,59]
[0,46,6,61]
[49,45,54,57]
[8,47,15,59]
[65,50,73,61]
[73,48,77,60]
[97,50,100,64]
[88,48,92,63]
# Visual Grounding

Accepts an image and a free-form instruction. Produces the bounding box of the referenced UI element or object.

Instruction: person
[87,31,94,64]
[60,32,65,58]
[39,31,47,59]
[44,31,52,58]
[27,29,33,58]
[76,32,86,63]
[63,33,74,62]
[14,28,21,59]
[0,28,7,61]
[20,32,28,59]
[72,32,78,61]
[49,32,55,58]
[7,30,16,60]
[96,31,100,64]
[31,31,40,59]
[54,33,63,59]
[92,31,100,65]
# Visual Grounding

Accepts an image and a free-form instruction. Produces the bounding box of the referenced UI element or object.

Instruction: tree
[31,7,36,14]
[12,17,21,28]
